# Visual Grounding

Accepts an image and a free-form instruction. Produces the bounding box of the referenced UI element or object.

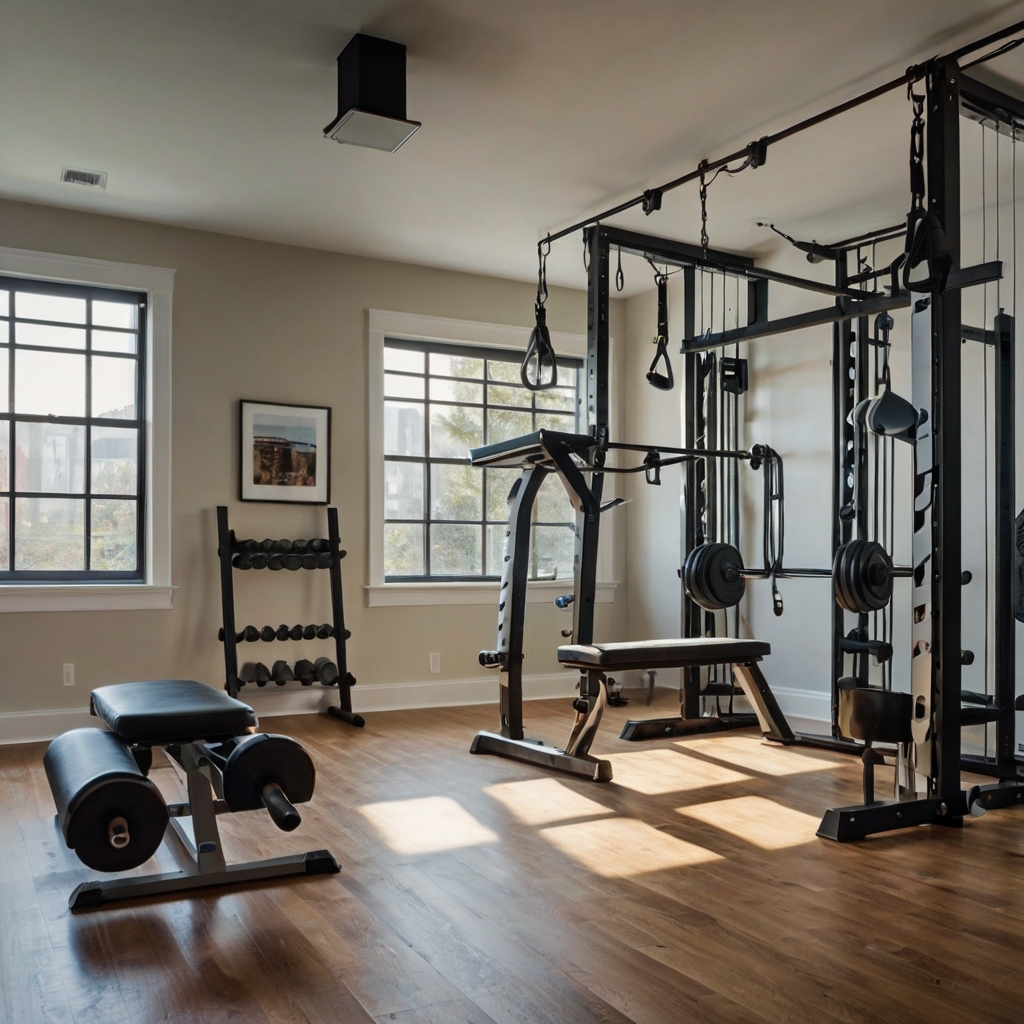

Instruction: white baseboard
[247,672,577,717]
[0,707,93,745]
[771,686,831,729]
[0,673,580,743]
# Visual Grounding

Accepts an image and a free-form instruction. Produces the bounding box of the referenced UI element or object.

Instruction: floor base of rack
[326,705,365,728]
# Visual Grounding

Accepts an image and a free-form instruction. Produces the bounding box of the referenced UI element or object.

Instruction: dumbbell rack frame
[216,505,364,727]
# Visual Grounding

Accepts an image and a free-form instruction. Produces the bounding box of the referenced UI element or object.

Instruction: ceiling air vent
[323,34,420,152]
[60,167,107,188]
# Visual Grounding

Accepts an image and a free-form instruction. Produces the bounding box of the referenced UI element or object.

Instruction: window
[382,338,583,582]
[0,275,146,581]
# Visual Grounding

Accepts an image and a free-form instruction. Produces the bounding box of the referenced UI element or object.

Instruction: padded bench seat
[557,637,771,672]
[91,679,257,745]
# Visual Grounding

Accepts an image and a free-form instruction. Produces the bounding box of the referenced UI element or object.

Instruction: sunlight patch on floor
[358,796,498,855]
[483,777,611,826]
[676,795,822,849]
[604,748,750,795]
[540,817,723,877]
[674,735,843,776]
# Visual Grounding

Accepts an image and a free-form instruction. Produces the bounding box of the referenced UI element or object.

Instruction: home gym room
[5,2,1024,1021]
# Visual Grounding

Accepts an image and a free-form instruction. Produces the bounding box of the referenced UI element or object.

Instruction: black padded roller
[44,728,168,873]
[221,734,315,817]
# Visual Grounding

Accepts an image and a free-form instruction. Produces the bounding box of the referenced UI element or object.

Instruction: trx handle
[521,303,559,391]
[646,276,674,391]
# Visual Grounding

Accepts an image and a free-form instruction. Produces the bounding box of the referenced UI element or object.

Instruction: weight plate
[835,539,862,613]
[705,543,745,609]
[860,541,893,610]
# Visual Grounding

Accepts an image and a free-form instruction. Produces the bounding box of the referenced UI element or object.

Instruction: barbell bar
[683,540,912,614]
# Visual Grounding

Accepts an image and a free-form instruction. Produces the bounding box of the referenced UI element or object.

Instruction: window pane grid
[384,338,581,582]
[0,275,146,581]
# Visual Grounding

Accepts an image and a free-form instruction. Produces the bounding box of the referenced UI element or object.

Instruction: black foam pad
[91,680,257,745]
[557,637,770,670]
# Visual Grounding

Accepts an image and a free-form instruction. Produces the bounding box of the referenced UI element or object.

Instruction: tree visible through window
[0,276,146,580]
[383,339,582,581]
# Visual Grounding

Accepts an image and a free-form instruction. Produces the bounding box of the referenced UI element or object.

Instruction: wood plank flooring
[3,688,1024,1024]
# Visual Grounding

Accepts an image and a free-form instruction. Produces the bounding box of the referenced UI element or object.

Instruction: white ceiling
[2,0,1024,294]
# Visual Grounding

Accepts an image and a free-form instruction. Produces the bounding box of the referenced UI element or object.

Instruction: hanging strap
[902,80,952,293]
[646,274,674,391]
[521,238,559,391]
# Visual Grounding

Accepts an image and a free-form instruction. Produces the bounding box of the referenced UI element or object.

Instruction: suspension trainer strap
[647,274,674,391]
[902,76,952,293]
[522,237,559,391]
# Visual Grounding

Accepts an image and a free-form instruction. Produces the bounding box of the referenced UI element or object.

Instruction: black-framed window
[0,275,147,581]
[383,338,582,581]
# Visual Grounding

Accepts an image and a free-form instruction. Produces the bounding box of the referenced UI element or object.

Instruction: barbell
[683,539,902,615]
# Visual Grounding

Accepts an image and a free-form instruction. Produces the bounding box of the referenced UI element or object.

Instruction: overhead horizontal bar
[543,19,1024,249]
[683,262,1002,351]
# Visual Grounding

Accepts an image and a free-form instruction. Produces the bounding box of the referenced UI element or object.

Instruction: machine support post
[929,59,964,807]
[993,312,1016,768]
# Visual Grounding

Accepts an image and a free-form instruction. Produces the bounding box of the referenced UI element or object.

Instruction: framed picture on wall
[239,400,331,504]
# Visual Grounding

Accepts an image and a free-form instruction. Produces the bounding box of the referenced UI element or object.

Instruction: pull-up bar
[542,17,1024,249]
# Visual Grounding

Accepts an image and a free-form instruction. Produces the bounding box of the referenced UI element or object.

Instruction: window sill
[364,579,618,608]
[0,584,175,613]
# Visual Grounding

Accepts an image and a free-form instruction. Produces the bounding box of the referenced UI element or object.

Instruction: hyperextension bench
[44,679,339,911]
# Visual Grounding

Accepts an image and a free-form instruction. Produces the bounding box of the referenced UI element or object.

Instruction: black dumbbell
[259,538,275,552]
[300,553,317,569]
[316,552,331,569]
[291,539,308,553]
[308,538,326,553]
[232,552,253,570]
[250,553,269,569]
[294,659,315,685]
[274,539,291,553]
[283,554,302,570]
[260,625,276,642]
[238,662,257,684]
[314,658,339,685]
[302,624,317,640]
[289,624,303,641]
[316,623,333,639]
[267,554,285,571]
[242,625,260,643]
[240,538,259,552]
[275,624,291,641]
[272,660,295,685]
[240,662,271,686]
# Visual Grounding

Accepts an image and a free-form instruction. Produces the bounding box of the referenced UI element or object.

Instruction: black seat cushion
[557,637,770,671]
[91,680,257,745]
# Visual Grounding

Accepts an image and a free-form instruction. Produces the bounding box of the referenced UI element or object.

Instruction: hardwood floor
[3,688,1024,1024]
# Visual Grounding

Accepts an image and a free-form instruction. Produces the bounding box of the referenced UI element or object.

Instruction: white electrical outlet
[429,652,441,674]
[63,663,74,687]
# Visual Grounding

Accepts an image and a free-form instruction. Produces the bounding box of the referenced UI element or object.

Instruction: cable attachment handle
[646,274,674,391]
[643,451,662,486]
[901,74,952,294]
[522,237,559,391]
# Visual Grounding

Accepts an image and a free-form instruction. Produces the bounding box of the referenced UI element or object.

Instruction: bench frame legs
[68,742,339,911]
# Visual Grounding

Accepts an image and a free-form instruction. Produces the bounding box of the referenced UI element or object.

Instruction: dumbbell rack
[216,505,364,728]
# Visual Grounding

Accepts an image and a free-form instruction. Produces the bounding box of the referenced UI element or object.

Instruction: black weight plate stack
[833,539,893,613]
[860,541,894,610]
[683,542,745,610]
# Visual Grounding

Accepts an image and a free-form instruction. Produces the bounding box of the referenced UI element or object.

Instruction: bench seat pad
[557,638,770,671]
[91,680,257,745]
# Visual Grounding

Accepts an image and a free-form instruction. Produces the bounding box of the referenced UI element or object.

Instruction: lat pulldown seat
[557,638,794,745]
[44,679,339,911]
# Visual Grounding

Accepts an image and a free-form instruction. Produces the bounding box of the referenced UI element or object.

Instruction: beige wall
[0,198,626,715]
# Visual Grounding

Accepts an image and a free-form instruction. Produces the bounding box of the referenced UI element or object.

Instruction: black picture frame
[239,400,331,504]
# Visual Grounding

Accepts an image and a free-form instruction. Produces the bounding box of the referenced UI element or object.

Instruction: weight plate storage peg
[682,542,746,611]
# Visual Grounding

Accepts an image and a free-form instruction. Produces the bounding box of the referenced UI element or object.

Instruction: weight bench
[471,637,792,783]
[44,679,339,911]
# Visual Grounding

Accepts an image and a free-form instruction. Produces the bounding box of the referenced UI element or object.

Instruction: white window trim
[366,308,618,607]
[0,246,174,612]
